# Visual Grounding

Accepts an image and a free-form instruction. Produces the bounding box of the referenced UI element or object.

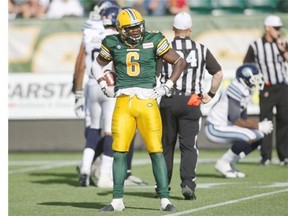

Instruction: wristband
[208,91,215,98]
[75,90,83,99]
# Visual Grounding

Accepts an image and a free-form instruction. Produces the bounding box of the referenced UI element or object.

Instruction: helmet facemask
[236,64,264,90]
[250,73,264,90]
[238,69,264,90]
[121,22,145,45]
[116,8,145,46]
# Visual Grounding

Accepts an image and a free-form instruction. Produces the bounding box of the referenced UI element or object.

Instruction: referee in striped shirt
[158,12,223,200]
[243,15,288,166]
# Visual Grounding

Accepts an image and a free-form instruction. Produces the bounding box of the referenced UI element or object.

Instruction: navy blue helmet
[236,64,264,90]
[98,0,120,15]
[101,6,122,27]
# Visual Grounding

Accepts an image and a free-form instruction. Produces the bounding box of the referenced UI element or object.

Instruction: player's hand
[201,93,212,104]
[74,90,84,118]
[98,79,115,98]
[102,85,115,98]
[276,38,287,53]
[258,119,273,135]
[147,84,171,99]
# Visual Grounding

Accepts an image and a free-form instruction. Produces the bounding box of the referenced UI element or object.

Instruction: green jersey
[99,31,171,90]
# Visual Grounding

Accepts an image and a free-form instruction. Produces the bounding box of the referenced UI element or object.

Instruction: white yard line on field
[7,158,218,174]
[132,157,262,165]
[9,161,79,174]
[9,157,288,215]
[8,157,268,175]
[165,188,288,216]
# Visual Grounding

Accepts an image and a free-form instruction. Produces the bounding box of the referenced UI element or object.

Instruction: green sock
[150,152,169,198]
[113,152,127,198]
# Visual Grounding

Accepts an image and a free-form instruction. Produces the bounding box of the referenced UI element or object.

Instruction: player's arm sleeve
[241,110,248,120]
[156,34,171,58]
[98,38,113,61]
[227,96,242,123]
[229,97,258,129]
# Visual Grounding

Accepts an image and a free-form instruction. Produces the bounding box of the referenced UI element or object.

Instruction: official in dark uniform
[243,15,288,166]
[158,12,223,200]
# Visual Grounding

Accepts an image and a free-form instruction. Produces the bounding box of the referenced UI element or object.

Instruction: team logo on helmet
[236,64,264,90]
[101,6,121,27]
[116,8,145,46]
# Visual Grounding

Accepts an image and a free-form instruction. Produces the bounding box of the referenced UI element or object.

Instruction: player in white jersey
[205,64,274,178]
[72,3,147,188]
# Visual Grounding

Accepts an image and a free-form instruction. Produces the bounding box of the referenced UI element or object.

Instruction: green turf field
[9,150,288,216]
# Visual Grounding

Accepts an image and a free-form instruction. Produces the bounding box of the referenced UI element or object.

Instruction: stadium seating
[188,0,285,15]
[212,0,246,15]
[245,0,278,14]
[277,0,288,12]
[188,0,213,14]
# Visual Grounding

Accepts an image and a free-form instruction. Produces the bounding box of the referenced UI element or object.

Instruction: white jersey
[82,19,118,85]
[81,18,118,131]
[82,19,104,81]
[206,80,251,126]
[205,80,264,144]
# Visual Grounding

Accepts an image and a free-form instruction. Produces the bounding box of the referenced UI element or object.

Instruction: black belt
[265,81,288,87]
[170,89,192,96]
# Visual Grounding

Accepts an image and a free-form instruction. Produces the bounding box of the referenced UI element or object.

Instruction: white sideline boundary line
[8,156,279,175]
[165,188,288,216]
[9,158,288,214]
[9,161,79,174]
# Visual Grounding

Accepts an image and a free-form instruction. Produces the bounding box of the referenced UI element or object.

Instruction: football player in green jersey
[92,8,186,212]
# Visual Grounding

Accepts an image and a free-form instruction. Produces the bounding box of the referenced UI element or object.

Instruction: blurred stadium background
[8,0,287,151]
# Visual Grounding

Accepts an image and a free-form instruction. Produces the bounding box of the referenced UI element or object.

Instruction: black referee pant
[160,93,201,191]
[259,83,288,162]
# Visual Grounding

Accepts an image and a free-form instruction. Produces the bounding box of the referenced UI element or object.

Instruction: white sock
[221,149,238,163]
[239,151,246,159]
[80,148,95,174]
[111,198,123,205]
[111,198,124,211]
[160,198,171,209]
[232,151,246,167]
[99,155,113,178]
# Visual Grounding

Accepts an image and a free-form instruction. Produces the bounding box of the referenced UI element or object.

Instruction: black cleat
[161,204,177,211]
[260,159,271,166]
[79,174,90,187]
[182,186,196,200]
[77,166,95,186]
[279,158,288,166]
[100,203,125,212]
[100,204,115,212]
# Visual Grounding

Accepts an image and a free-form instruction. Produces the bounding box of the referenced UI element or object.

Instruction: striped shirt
[243,37,288,85]
[160,36,221,95]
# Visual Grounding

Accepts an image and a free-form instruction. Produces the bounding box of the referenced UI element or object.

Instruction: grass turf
[8,150,288,216]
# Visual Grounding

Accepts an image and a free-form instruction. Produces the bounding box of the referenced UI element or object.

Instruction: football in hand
[103,69,115,86]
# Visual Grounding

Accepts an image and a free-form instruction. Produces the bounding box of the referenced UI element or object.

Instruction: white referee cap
[173,12,192,30]
[264,15,283,27]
